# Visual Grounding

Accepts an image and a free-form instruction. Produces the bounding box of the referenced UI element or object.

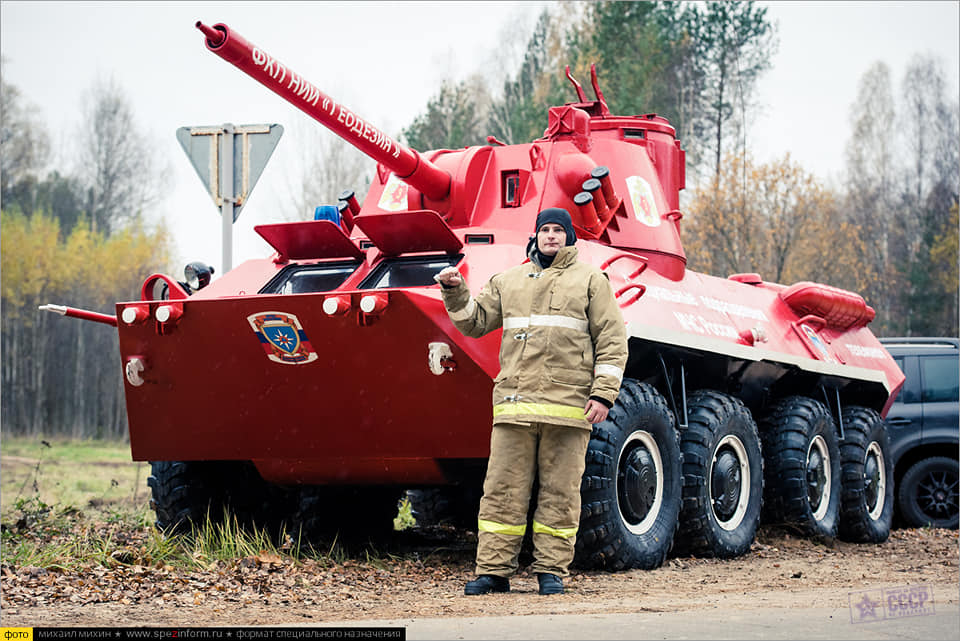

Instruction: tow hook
[125,356,146,387]
[428,342,456,375]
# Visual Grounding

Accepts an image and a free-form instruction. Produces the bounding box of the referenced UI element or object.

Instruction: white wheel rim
[617,430,664,535]
[866,441,886,521]
[809,435,831,521]
[709,434,751,531]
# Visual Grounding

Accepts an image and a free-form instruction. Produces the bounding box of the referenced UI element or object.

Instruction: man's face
[537,223,566,256]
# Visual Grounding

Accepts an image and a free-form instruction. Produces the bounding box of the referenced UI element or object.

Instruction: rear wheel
[759,397,841,539]
[575,379,682,570]
[838,406,893,542]
[675,391,763,558]
[897,457,959,529]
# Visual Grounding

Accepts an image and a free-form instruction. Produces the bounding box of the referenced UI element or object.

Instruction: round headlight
[184,262,215,290]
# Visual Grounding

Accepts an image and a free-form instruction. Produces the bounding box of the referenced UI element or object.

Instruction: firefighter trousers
[475,422,591,578]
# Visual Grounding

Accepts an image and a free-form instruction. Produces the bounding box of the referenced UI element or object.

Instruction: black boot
[464,574,510,595]
[537,573,564,595]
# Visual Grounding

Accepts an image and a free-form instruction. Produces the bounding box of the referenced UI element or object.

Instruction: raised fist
[434,266,463,287]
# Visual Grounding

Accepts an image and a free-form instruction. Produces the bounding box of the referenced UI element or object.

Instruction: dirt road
[2,525,957,638]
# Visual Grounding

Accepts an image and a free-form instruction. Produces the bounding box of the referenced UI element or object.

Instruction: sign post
[177,123,284,272]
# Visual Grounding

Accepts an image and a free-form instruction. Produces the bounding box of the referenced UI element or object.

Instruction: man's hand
[434,266,463,287]
[584,399,609,424]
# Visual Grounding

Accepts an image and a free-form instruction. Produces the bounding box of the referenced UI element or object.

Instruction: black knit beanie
[534,207,577,246]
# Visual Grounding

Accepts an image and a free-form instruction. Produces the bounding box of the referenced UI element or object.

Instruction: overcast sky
[2,1,958,276]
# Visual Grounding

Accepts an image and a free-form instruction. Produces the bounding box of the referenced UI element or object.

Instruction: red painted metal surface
[779,281,876,329]
[196,21,450,201]
[353,211,463,256]
[39,304,117,327]
[255,220,363,261]
[78,21,909,484]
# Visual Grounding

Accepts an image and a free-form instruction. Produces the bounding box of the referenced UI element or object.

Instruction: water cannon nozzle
[196,21,225,47]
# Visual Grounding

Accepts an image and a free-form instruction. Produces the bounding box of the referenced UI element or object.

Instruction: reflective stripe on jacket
[441,246,628,428]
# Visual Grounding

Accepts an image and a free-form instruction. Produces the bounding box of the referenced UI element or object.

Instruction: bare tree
[843,62,899,330]
[281,115,372,222]
[1,57,51,211]
[900,55,952,206]
[75,76,164,235]
[897,54,960,335]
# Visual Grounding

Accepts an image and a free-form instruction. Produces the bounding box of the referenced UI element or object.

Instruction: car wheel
[897,457,959,529]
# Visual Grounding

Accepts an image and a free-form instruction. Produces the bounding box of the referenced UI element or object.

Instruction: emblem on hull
[247,311,318,364]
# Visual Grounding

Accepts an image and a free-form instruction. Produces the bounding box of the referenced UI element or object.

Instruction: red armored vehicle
[46,21,904,570]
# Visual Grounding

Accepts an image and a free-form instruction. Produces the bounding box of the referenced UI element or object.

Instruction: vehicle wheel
[574,379,682,571]
[406,489,451,526]
[674,390,763,558]
[759,396,841,539]
[838,406,894,542]
[148,461,225,533]
[296,486,403,542]
[406,487,481,529]
[148,461,284,535]
[897,457,959,529]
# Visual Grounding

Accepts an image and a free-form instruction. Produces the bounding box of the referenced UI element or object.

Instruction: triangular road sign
[176,123,283,221]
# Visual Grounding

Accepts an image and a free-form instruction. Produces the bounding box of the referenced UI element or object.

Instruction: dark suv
[879,337,959,529]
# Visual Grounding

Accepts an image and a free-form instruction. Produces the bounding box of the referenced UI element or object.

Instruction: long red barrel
[197,21,451,201]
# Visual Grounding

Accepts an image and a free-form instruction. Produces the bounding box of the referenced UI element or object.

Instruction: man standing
[435,207,628,595]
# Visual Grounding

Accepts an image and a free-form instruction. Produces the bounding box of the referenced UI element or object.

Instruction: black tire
[148,461,288,535]
[838,406,894,542]
[295,486,403,542]
[406,487,481,529]
[897,457,959,529]
[675,390,763,558]
[148,461,225,533]
[575,379,682,571]
[406,489,452,526]
[759,396,841,539]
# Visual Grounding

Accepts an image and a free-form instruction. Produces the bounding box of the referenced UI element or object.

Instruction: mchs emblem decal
[247,311,318,365]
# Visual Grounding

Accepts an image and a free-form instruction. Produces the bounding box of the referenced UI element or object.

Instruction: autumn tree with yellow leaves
[684,152,873,295]
[1,208,171,437]
[1,68,172,437]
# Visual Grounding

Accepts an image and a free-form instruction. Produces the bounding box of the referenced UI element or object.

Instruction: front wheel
[759,396,841,539]
[675,390,763,558]
[575,379,683,571]
[147,460,283,534]
[897,457,959,529]
[838,406,893,542]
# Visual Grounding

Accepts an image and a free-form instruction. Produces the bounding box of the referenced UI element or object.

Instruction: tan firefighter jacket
[441,246,628,429]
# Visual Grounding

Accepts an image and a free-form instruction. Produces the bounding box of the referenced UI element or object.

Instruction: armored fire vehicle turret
[44,21,904,569]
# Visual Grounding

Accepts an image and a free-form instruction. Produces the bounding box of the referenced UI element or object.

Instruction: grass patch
[1,435,148,518]
[0,435,417,572]
[394,496,416,531]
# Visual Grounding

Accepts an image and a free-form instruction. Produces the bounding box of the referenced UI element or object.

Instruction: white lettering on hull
[845,344,888,359]
[699,295,769,322]
[249,48,406,163]
[674,311,738,339]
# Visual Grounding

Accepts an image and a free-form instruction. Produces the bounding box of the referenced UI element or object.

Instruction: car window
[891,356,920,403]
[921,355,960,403]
